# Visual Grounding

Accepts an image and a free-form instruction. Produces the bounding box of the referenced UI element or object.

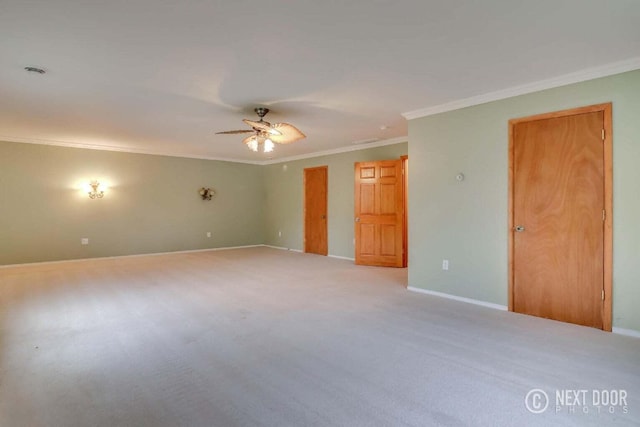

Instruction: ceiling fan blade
[242,135,256,145]
[242,119,282,136]
[269,122,306,144]
[215,129,254,135]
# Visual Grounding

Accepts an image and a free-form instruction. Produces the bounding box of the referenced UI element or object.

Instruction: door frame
[401,155,408,268]
[508,102,613,331]
[303,165,328,255]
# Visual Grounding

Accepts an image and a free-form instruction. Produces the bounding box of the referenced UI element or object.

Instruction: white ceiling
[1,1,639,163]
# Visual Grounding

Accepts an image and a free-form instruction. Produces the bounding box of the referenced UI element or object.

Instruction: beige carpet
[1,247,638,426]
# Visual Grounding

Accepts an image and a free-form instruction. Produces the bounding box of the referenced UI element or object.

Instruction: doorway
[508,103,612,330]
[304,166,328,255]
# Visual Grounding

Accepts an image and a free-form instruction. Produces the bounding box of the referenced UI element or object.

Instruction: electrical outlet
[278,230,282,238]
[442,259,449,270]
[206,232,212,238]
[81,238,89,245]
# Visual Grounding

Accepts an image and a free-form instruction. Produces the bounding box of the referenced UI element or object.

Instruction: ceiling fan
[216,107,306,153]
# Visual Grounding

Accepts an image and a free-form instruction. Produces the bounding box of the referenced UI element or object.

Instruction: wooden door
[355,160,404,267]
[509,103,612,330]
[304,166,328,255]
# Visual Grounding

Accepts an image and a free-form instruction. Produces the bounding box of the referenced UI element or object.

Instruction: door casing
[401,155,408,268]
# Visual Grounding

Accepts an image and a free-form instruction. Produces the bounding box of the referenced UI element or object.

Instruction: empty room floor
[1,247,638,426]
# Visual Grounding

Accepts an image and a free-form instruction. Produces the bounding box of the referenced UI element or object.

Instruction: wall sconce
[88,180,105,199]
[199,187,215,200]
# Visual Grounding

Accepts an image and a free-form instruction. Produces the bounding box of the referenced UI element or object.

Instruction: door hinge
[602,209,606,221]
[602,289,605,301]
[602,129,605,141]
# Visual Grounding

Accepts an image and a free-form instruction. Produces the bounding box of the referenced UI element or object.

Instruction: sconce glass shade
[88,181,104,199]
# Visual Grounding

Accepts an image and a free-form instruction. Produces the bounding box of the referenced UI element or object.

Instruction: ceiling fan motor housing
[254,107,269,118]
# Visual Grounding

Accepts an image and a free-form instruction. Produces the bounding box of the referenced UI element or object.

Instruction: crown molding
[0,135,264,165]
[260,136,408,165]
[1,134,407,166]
[402,57,640,120]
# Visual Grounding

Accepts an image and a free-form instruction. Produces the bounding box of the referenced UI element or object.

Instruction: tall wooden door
[509,103,612,330]
[304,166,328,255]
[354,160,404,267]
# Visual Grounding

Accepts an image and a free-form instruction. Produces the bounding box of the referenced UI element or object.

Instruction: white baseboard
[612,327,640,339]
[328,254,355,261]
[2,244,346,268]
[0,244,264,268]
[408,287,640,337]
[264,245,353,261]
[263,245,303,253]
[407,286,508,311]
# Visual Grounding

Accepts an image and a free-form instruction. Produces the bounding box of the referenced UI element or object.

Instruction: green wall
[0,141,265,265]
[0,140,407,265]
[263,143,408,259]
[408,70,640,332]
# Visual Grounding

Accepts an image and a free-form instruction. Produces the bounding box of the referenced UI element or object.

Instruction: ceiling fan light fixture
[245,135,274,153]
[219,107,305,155]
[246,137,259,152]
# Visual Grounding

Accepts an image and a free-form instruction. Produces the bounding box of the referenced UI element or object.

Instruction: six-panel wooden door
[354,160,404,267]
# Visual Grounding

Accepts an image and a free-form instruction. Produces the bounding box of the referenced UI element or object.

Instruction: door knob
[355,217,360,222]
[514,225,525,232]
[321,215,326,219]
